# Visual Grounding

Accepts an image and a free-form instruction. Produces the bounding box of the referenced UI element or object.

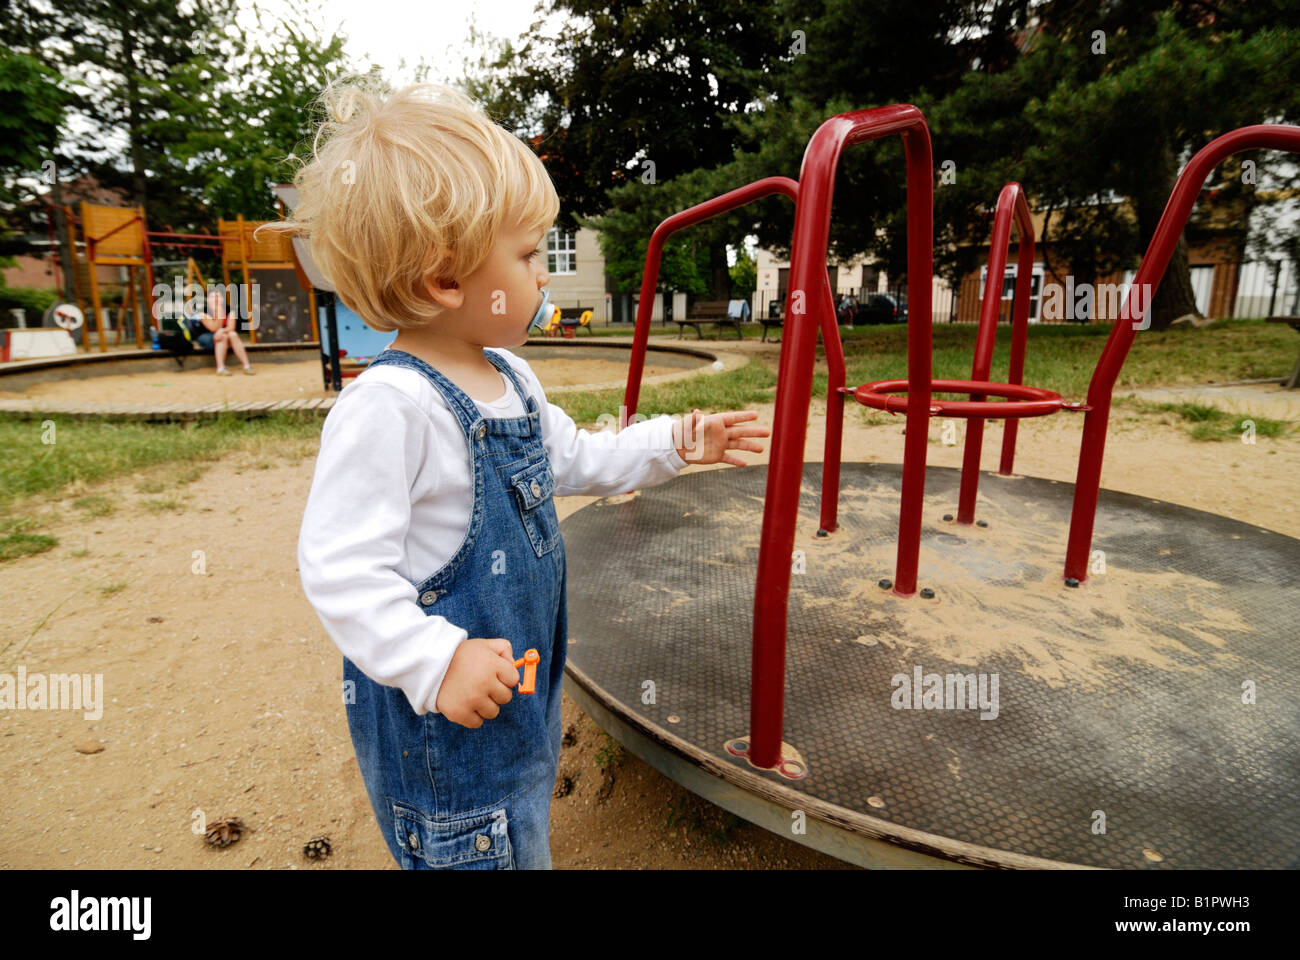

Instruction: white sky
[239,0,554,86]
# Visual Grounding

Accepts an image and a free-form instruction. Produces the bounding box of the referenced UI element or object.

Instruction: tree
[1,8,74,298]
[163,6,357,222]
[932,1,1300,328]
[730,245,756,296]
[30,0,238,231]
[470,0,780,299]
[0,48,72,211]
[8,0,360,279]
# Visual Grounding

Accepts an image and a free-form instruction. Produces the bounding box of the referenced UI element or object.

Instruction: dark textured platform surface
[561,462,1300,869]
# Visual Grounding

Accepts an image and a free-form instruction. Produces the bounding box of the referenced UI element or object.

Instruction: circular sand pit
[0,341,729,421]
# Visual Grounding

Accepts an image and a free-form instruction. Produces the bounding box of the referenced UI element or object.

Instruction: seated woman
[190,290,254,375]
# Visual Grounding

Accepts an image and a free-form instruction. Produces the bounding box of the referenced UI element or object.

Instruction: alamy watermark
[891,665,999,720]
[593,405,703,455]
[151,279,260,331]
[0,666,104,720]
[1040,277,1153,330]
[50,890,150,940]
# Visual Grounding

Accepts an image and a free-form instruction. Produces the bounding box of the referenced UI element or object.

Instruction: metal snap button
[529,479,542,498]
[419,590,438,606]
[408,833,419,851]
[476,423,487,441]
[474,834,491,852]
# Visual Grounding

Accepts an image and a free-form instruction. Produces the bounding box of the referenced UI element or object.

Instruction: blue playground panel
[319,298,394,365]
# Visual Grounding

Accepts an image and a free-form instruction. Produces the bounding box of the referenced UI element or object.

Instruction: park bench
[673,300,743,339]
[761,301,784,343]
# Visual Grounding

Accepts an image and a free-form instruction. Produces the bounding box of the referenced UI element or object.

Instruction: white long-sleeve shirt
[298,346,688,718]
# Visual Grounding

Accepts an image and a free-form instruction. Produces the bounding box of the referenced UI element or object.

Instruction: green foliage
[593,733,625,772]
[0,47,73,212]
[0,285,58,317]
[0,408,320,515]
[163,7,359,220]
[930,3,1300,324]
[0,532,57,563]
[4,0,358,242]
[582,179,712,295]
[73,495,115,517]
[473,0,783,295]
[1133,400,1290,441]
[14,0,239,230]
[730,247,757,296]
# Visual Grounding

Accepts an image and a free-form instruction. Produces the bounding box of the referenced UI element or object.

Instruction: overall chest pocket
[507,458,561,558]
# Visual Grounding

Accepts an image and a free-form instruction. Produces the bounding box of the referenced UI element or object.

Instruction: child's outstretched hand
[435,637,519,729]
[674,409,770,466]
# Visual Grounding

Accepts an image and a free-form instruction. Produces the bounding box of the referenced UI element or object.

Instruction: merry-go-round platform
[560,461,1300,869]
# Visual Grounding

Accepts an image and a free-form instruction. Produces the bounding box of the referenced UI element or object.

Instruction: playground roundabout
[0,339,743,422]
[561,459,1300,869]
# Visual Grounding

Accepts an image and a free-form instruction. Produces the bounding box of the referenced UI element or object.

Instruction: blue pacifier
[528,289,552,332]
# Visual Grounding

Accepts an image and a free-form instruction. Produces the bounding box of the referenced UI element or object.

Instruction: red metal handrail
[957,181,1036,523]
[1063,124,1300,582]
[751,104,933,769]
[623,176,800,422]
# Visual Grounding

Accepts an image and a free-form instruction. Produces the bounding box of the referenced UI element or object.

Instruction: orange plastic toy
[512,649,540,694]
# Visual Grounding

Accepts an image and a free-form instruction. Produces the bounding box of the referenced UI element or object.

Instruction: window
[979,262,1044,321]
[546,228,576,274]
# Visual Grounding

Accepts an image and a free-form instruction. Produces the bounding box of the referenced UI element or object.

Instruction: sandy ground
[0,348,1296,870]
[1121,381,1300,421]
[0,349,707,406]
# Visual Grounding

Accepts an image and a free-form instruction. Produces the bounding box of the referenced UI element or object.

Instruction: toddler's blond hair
[261,78,559,332]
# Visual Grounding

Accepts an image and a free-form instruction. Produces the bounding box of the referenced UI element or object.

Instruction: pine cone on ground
[303,837,332,860]
[204,816,246,847]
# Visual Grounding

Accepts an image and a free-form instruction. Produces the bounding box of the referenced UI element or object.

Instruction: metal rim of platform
[563,665,1089,870]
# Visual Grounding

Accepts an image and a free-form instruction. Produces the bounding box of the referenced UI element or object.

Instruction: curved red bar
[623,176,799,423]
[750,104,933,770]
[855,378,1063,418]
[1064,124,1300,582]
[961,184,1038,523]
[957,183,1039,522]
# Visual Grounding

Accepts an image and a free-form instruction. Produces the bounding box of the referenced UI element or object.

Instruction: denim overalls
[342,347,567,869]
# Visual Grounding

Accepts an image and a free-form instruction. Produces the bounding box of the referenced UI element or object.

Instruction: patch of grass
[1165,402,1221,423]
[665,794,744,847]
[0,408,321,518]
[0,532,57,563]
[73,494,115,517]
[1188,421,1225,441]
[140,497,185,513]
[806,318,1296,402]
[1124,399,1291,442]
[0,321,1287,522]
[98,581,127,596]
[135,477,167,494]
[69,547,89,558]
[1242,416,1288,439]
[593,733,625,773]
[556,355,777,427]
